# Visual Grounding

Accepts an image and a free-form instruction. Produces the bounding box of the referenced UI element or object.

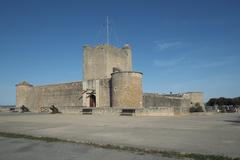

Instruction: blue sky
[0,0,240,104]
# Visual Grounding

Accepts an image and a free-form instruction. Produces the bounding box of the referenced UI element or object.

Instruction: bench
[82,108,93,115]
[120,109,135,116]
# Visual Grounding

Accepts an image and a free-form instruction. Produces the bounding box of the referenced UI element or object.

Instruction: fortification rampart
[143,93,191,113]
[16,81,83,112]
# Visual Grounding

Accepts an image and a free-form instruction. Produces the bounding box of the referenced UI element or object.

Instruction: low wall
[137,107,174,116]
[42,106,175,116]
[143,93,191,113]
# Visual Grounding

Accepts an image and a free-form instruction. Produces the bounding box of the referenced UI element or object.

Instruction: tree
[207,97,240,106]
[206,98,217,106]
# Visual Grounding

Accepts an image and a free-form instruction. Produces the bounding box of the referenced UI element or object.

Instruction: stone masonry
[16,44,204,115]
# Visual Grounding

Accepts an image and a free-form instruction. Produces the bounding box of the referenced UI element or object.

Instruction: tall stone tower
[82,43,143,108]
[83,44,132,80]
[16,81,33,109]
[111,71,143,108]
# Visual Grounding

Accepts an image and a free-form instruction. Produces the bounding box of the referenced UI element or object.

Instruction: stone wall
[143,93,191,113]
[83,44,132,80]
[79,107,174,116]
[182,92,204,107]
[82,79,98,107]
[16,78,112,112]
[98,78,111,107]
[16,80,200,114]
[111,72,143,108]
[106,44,132,77]
[137,107,174,116]
[83,45,108,80]
[82,79,111,108]
[16,81,83,112]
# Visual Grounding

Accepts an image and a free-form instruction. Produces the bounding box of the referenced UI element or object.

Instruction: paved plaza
[0,113,240,158]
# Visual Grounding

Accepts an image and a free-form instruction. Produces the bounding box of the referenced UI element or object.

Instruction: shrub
[189,106,204,113]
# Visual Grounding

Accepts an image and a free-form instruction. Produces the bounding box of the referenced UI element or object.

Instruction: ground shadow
[224,117,240,126]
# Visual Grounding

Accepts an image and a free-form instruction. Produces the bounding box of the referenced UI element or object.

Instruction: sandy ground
[0,112,240,158]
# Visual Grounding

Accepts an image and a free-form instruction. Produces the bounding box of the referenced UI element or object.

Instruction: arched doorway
[89,94,96,107]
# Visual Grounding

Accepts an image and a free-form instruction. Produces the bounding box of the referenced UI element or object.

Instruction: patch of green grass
[0,131,239,160]
[0,132,65,142]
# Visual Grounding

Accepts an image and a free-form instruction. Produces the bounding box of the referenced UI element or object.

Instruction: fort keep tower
[83,44,132,80]
[81,44,143,108]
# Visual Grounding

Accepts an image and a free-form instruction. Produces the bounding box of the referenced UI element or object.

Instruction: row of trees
[206,97,240,106]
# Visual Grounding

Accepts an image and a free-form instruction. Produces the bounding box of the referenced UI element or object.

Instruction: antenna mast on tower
[106,16,109,45]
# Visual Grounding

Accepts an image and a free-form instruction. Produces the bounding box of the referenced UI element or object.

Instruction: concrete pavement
[0,112,240,158]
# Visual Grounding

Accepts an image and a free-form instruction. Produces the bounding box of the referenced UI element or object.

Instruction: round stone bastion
[111,71,143,108]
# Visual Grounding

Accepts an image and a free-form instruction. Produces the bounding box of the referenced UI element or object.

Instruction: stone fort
[16,44,204,115]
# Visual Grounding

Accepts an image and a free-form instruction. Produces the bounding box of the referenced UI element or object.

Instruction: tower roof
[16,81,33,87]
